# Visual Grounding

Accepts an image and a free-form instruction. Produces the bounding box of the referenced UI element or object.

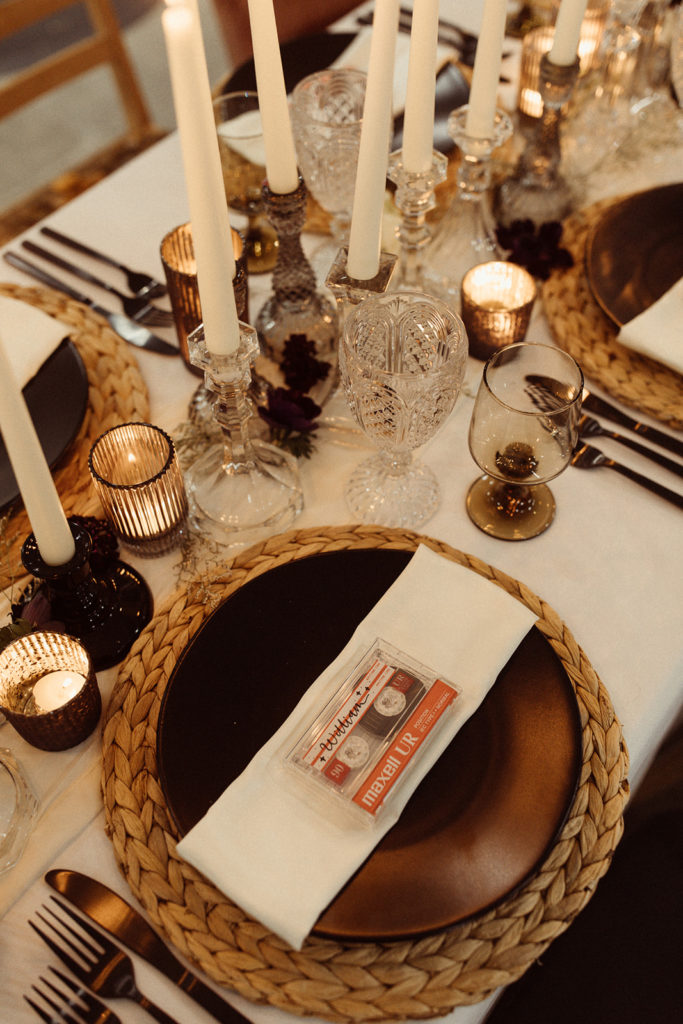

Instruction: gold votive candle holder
[461,262,537,361]
[160,222,248,376]
[0,631,100,750]
[88,422,188,557]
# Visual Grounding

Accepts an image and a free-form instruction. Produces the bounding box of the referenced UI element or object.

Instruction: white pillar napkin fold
[0,295,69,388]
[616,278,683,376]
[177,545,536,950]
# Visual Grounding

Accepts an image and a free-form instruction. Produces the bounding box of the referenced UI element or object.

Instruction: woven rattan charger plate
[102,524,629,1021]
[0,283,149,590]
[542,194,683,431]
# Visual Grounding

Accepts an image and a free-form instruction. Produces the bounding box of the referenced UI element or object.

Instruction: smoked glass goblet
[339,291,468,528]
[214,91,278,273]
[467,342,583,540]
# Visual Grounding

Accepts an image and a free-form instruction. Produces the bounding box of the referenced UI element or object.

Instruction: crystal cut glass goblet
[467,342,583,540]
[339,291,468,528]
[291,69,366,266]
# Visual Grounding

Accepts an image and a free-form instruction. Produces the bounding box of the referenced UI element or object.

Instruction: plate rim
[585,182,683,328]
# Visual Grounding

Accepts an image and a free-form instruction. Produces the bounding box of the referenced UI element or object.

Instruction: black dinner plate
[157,547,582,942]
[221,31,469,155]
[585,182,683,328]
[0,338,88,514]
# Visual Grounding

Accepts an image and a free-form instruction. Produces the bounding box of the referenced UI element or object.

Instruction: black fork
[29,897,180,1024]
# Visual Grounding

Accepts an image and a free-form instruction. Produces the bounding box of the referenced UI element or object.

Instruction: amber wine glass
[467,342,583,540]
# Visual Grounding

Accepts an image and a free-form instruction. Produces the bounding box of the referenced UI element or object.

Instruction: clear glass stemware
[339,291,468,528]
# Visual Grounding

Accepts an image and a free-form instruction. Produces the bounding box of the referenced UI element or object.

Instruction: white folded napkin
[0,295,68,388]
[216,109,267,170]
[616,278,683,376]
[177,545,536,949]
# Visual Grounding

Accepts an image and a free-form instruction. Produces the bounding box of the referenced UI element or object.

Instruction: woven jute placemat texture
[542,196,683,430]
[0,283,149,591]
[102,524,629,1021]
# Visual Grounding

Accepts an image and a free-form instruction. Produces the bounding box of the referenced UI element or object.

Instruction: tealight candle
[89,423,188,557]
[0,632,100,751]
[461,262,537,360]
[32,670,87,713]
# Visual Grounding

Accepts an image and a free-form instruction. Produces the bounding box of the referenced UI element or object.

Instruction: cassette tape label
[352,678,457,814]
[284,640,461,826]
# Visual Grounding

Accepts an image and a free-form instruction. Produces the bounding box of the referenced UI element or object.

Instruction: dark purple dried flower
[281,334,331,393]
[258,388,322,434]
[496,219,574,281]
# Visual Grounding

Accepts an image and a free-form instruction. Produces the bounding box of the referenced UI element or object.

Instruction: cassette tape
[283,639,461,826]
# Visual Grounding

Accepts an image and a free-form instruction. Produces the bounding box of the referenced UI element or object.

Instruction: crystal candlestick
[421,107,513,308]
[497,55,580,225]
[20,519,152,671]
[325,246,398,326]
[185,323,303,547]
[255,177,337,387]
[386,149,448,291]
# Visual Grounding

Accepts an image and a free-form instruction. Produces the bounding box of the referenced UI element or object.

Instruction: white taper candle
[347,0,400,280]
[246,0,300,194]
[162,0,239,355]
[549,0,590,65]
[0,334,75,566]
[465,0,507,139]
[402,0,440,173]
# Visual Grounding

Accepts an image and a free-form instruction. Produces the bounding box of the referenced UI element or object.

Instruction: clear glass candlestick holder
[421,107,513,309]
[255,177,338,394]
[185,323,303,547]
[325,246,398,325]
[386,149,449,291]
[497,54,580,226]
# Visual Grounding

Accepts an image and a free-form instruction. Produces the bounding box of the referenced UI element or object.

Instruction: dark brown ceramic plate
[0,338,88,513]
[585,182,683,327]
[222,32,469,154]
[157,548,581,942]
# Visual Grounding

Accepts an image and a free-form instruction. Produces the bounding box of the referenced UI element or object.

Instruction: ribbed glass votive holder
[0,631,100,750]
[461,262,537,360]
[88,423,188,557]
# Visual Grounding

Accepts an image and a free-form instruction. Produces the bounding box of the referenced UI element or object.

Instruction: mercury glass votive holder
[0,632,100,750]
[461,262,537,360]
[160,222,248,376]
[88,423,188,557]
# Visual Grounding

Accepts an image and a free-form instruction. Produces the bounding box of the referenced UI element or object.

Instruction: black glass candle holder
[20,519,152,671]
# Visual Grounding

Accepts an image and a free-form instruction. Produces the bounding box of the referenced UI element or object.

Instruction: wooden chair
[0,0,165,241]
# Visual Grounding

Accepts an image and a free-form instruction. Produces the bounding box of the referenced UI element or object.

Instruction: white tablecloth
[1,11,682,1023]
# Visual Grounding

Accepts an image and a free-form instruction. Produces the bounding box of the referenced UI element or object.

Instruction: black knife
[4,252,178,356]
[582,391,683,459]
[46,869,250,1024]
